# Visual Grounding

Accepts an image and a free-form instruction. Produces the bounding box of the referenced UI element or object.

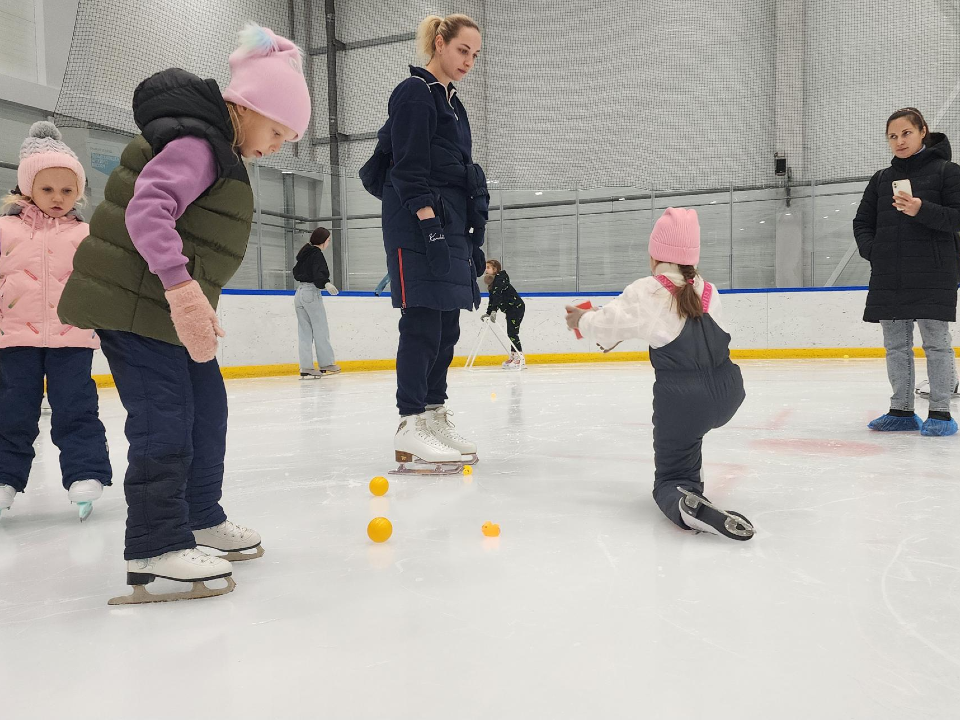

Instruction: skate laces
[179,548,219,565]
[435,408,468,442]
[416,416,451,449]
[214,520,251,539]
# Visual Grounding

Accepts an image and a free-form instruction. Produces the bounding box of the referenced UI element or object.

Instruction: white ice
[2,360,959,719]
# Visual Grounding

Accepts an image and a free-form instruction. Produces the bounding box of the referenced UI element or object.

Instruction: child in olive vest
[58,24,311,603]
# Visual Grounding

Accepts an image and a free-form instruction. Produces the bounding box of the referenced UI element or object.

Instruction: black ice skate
[677,487,755,541]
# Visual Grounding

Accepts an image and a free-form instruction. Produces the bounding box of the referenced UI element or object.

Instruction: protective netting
[57,0,960,191]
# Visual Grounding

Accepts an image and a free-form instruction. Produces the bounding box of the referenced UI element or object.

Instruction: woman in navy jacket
[372,14,488,471]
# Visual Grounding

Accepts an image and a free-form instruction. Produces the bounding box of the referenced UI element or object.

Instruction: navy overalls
[648,277,745,527]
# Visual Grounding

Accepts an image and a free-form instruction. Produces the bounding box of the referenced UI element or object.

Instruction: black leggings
[505,308,524,352]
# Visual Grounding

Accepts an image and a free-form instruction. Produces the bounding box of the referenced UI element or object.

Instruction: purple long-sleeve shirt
[125,136,218,289]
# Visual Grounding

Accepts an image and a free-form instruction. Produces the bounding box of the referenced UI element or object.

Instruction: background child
[854,107,960,437]
[292,226,340,378]
[0,122,112,521]
[565,208,754,541]
[57,24,311,603]
[483,259,526,368]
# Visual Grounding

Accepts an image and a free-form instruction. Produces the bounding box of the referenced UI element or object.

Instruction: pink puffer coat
[0,202,99,349]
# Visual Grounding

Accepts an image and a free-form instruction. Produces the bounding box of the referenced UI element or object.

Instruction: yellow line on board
[89,346,960,388]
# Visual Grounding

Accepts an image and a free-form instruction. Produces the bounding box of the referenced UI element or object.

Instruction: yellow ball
[463,465,473,476]
[369,476,389,496]
[491,392,497,400]
[843,354,849,359]
[482,521,501,538]
[367,517,393,543]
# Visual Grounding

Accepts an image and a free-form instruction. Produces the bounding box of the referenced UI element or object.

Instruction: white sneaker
[0,484,16,516]
[194,520,264,561]
[127,547,232,584]
[427,406,478,456]
[68,479,103,521]
[394,413,461,464]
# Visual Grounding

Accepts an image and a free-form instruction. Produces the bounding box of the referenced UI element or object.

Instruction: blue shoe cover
[868,413,922,431]
[920,417,958,437]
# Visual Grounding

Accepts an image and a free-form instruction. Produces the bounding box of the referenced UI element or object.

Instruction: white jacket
[578,263,725,351]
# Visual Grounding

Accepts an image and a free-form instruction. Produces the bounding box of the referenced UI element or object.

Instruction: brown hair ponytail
[674,265,704,320]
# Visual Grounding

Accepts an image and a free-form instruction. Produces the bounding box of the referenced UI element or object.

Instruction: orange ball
[369,476,389,496]
[482,521,501,538]
[367,517,393,543]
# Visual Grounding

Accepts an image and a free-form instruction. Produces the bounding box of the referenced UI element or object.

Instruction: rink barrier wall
[87,287,960,388]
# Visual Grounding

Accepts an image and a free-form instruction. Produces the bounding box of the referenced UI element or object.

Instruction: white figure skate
[193,520,264,561]
[915,379,960,400]
[427,406,479,465]
[392,413,464,475]
[68,479,103,522]
[0,484,15,518]
[108,548,235,605]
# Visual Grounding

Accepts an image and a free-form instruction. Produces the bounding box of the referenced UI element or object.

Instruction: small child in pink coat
[0,122,112,521]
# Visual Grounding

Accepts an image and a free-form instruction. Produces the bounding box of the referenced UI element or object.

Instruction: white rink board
[89,288,956,375]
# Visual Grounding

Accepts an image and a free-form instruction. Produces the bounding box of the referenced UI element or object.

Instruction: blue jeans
[880,319,957,414]
[295,283,336,369]
[98,331,228,560]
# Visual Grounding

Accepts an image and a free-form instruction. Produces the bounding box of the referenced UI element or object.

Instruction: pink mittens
[164,281,225,363]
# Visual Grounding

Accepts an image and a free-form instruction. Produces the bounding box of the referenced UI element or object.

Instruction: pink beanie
[18,122,86,198]
[648,207,700,266]
[222,24,311,141]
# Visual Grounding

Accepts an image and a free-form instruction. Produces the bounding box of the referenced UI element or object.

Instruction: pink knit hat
[222,24,311,141]
[648,207,700,266]
[18,122,86,198]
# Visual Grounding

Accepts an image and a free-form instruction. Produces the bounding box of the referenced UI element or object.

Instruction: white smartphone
[892,179,913,197]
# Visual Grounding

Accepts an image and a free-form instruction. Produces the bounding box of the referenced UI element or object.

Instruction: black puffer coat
[853,132,960,322]
[374,66,488,312]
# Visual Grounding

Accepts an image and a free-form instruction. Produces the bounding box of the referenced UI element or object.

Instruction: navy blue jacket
[377,66,487,311]
[854,133,960,323]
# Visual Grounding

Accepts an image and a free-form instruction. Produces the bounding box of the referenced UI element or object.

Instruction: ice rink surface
[2,359,959,719]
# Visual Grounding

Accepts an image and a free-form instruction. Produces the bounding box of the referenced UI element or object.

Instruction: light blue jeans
[880,319,957,414]
[295,283,335,370]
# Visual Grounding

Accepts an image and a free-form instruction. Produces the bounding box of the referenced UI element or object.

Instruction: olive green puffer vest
[58,69,253,346]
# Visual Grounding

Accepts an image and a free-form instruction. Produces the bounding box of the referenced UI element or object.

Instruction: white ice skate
[0,484,15,518]
[108,548,235,605]
[427,405,479,465]
[511,353,526,370]
[68,479,103,522]
[392,413,464,475]
[915,380,960,400]
[677,488,754,541]
[501,351,517,368]
[193,520,264,561]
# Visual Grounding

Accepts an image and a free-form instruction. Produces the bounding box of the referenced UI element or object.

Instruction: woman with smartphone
[854,107,960,436]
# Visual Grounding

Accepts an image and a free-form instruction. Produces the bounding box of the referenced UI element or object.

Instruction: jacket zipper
[38,214,48,346]
[398,249,407,308]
